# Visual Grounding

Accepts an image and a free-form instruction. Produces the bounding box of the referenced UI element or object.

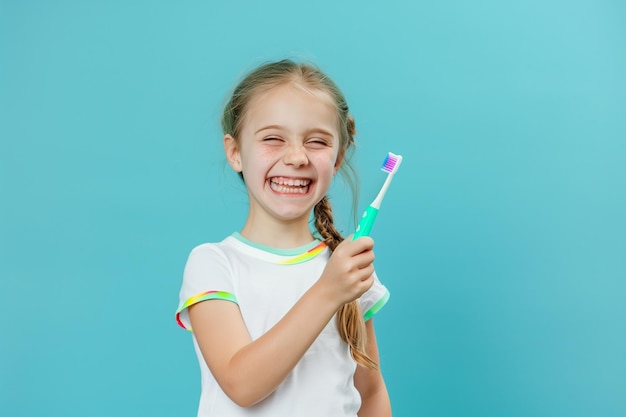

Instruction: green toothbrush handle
[353,205,379,240]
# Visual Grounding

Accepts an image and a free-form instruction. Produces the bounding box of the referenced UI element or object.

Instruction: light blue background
[1,1,625,416]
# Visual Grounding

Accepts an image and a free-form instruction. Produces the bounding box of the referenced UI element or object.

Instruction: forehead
[243,82,339,131]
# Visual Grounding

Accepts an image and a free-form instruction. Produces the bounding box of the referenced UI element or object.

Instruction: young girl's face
[225,82,343,225]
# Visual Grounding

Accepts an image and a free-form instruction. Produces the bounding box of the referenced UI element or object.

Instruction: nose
[283,144,309,167]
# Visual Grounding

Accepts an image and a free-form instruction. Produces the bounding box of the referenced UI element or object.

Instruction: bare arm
[189,237,375,407]
[354,318,392,417]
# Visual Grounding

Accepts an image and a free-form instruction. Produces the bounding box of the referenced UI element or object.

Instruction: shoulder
[187,237,236,262]
[182,239,240,280]
[188,242,224,257]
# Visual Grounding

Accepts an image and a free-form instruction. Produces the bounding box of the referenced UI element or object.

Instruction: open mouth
[269,177,311,194]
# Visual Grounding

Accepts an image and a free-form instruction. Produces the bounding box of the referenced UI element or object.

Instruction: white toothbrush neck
[371,172,395,209]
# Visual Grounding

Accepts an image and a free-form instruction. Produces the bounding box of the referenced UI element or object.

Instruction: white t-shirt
[176,233,390,417]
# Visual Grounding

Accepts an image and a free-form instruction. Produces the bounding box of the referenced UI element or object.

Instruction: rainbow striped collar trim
[230,232,327,265]
[277,241,327,265]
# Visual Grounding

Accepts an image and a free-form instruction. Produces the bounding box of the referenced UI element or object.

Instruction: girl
[176,59,392,417]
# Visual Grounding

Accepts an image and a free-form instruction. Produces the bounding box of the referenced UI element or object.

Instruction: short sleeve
[359,271,390,321]
[175,244,238,331]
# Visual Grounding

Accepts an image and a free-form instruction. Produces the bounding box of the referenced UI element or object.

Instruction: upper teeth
[271,177,311,186]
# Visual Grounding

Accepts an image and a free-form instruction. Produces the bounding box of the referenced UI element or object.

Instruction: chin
[273,208,313,222]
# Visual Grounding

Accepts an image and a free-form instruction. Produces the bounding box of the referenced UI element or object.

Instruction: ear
[224,134,242,172]
[334,149,345,174]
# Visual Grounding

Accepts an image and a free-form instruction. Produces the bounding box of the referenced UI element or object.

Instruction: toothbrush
[353,152,403,240]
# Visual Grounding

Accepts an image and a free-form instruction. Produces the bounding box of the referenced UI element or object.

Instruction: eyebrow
[254,125,282,135]
[254,125,335,137]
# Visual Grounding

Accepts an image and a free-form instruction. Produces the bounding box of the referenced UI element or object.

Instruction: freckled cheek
[242,148,276,170]
[257,147,282,161]
[309,153,339,173]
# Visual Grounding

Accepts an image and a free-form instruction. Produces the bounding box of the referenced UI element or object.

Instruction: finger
[354,236,374,252]
[360,267,375,282]
[353,250,375,269]
[339,236,374,255]
[357,273,375,294]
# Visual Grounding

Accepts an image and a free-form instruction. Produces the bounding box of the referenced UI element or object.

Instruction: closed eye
[263,136,284,144]
[305,138,331,149]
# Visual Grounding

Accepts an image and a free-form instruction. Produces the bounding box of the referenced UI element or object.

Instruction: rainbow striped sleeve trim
[363,290,390,322]
[278,241,327,265]
[175,290,238,331]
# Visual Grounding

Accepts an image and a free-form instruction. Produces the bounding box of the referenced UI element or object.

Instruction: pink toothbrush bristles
[381,152,401,173]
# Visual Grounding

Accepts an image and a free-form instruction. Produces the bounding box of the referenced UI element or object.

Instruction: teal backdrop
[1,1,625,416]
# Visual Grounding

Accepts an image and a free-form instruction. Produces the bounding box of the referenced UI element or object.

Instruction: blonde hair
[222,59,376,370]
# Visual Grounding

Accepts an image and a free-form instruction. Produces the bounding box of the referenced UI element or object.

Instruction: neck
[239,215,316,249]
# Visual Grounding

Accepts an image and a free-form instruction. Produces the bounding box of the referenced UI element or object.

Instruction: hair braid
[314,197,378,370]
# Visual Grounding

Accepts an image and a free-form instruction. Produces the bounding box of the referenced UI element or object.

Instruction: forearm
[222,283,338,406]
[354,318,391,416]
[358,380,392,417]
